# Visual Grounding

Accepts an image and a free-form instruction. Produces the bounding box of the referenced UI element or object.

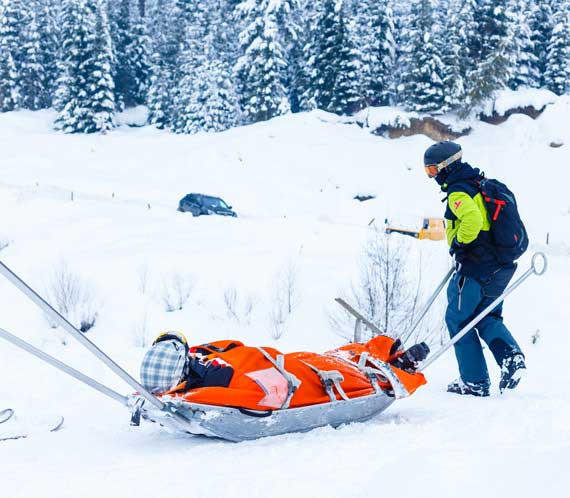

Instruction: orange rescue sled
[137,336,426,441]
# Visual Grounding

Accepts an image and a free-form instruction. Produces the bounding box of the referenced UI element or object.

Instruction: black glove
[449,237,467,262]
[391,342,430,372]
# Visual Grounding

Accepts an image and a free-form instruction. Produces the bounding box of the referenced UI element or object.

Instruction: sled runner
[0,254,547,442]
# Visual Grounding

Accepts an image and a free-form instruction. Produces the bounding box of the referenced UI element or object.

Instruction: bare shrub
[137,262,151,296]
[161,272,195,312]
[132,307,152,348]
[44,261,99,340]
[223,286,255,325]
[330,230,439,344]
[0,237,9,252]
[268,258,300,340]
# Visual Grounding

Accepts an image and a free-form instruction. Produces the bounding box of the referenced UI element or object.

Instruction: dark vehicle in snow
[177,193,237,218]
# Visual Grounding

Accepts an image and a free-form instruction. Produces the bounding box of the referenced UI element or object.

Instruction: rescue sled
[133,338,420,442]
[0,254,547,442]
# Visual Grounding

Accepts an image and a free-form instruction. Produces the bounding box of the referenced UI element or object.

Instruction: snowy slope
[0,99,569,498]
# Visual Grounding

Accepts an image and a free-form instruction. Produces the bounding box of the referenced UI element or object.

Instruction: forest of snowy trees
[1,0,569,134]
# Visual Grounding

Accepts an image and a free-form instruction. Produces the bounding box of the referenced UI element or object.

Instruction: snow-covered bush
[0,236,9,252]
[223,286,255,325]
[161,272,195,312]
[268,258,300,340]
[132,307,152,348]
[330,230,442,345]
[136,261,152,296]
[44,261,99,339]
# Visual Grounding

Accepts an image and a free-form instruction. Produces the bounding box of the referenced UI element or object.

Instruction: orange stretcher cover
[162,336,427,410]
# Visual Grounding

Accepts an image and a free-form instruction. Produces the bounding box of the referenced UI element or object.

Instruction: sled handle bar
[420,252,547,372]
[0,326,129,406]
[401,266,455,345]
[0,260,165,411]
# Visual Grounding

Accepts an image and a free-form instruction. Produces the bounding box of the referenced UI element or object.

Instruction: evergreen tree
[109,0,151,109]
[19,1,50,110]
[173,0,239,133]
[234,0,298,123]
[277,0,306,113]
[54,0,115,133]
[508,0,539,89]
[0,0,24,111]
[399,0,446,113]
[356,0,396,106]
[146,0,182,128]
[528,0,554,87]
[304,0,362,115]
[36,0,60,106]
[439,0,476,111]
[465,0,518,111]
[86,0,115,131]
[544,0,570,95]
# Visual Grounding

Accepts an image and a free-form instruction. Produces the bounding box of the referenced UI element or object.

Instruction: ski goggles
[424,150,463,178]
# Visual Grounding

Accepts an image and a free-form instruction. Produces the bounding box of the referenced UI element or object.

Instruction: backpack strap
[300,361,350,402]
[255,347,301,409]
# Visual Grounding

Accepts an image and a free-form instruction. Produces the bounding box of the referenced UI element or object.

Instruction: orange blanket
[162,336,426,410]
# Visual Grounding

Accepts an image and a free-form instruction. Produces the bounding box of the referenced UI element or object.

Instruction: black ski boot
[499,353,526,393]
[447,378,490,397]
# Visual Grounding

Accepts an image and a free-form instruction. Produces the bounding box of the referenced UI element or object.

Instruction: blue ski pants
[445,266,523,385]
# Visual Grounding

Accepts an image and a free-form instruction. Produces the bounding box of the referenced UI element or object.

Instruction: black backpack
[477,177,528,264]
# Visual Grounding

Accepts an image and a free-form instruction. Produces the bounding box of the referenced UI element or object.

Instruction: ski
[0,410,64,442]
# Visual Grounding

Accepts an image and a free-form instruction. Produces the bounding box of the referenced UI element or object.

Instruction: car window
[183,195,198,204]
[203,196,228,209]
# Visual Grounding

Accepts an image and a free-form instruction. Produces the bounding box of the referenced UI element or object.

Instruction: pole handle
[0,259,164,410]
[531,251,547,276]
[419,252,548,372]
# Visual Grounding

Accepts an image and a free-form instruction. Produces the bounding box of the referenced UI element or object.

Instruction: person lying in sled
[139,331,429,410]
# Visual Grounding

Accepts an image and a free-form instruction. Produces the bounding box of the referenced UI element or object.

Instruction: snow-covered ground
[1,97,569,498]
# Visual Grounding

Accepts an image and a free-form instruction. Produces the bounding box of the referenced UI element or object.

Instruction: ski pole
[0,326,128,406]
[0,259,165,410]
[419,252,547,372]
[401,266,455,345]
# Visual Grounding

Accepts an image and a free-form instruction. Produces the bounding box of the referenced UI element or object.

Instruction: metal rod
[401,266,455,344]
[0,260,165,410]
[0,326,128,406]
[335,298,384,336]
[420,253,547,372]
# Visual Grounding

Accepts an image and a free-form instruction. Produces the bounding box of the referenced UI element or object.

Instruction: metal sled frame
[140,394,396,442]
[0,254,547,442]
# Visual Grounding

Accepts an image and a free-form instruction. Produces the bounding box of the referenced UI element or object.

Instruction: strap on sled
[301,361,350,402]
[255,347,301,409]
[356,353,386,394]
[357,354,409,399]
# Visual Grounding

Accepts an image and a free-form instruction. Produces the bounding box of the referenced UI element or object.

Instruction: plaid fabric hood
[140,339,188,394]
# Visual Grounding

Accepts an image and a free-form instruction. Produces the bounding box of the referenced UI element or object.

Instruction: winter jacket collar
[437,161,482,191]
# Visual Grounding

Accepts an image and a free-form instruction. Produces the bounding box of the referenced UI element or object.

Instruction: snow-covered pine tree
[173,0,239,133]
[508,0,539,89]
[109,0,151,110]
[35,0,59,106]
[146,0,182,128]
[355,0,396,107]
[0,0,25,111]
[234,0,298,123]
[399,0,446,113]
[544,0,570,95]
[465,0,518,112]
[19,1,50,110]
[303,0,362,115]
[439,0,476,111]
[528,0,553,88]
[85,0,115,132]
[54,0,115,133]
